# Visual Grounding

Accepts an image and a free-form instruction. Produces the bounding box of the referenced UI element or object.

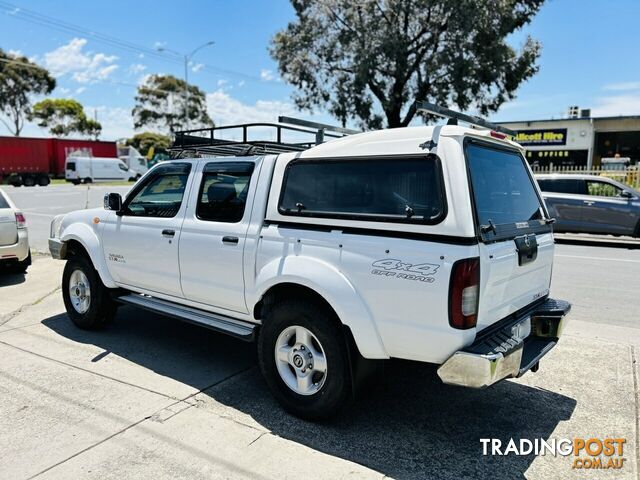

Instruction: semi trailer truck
[0,136,118,186]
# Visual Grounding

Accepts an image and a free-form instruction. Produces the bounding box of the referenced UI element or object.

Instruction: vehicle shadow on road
[42,307,576,480]
[0,271,26,287]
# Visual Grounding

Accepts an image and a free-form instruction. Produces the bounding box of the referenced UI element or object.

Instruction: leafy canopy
[132,74,213,134]
[0,49,56,136]
[271,0,544,129]
[126,131,171,156]
[31,98,102,139]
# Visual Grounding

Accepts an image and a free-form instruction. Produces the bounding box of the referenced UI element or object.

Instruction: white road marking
[555,254,640,264]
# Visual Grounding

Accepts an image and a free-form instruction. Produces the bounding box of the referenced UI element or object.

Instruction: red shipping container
[0,136,51,176]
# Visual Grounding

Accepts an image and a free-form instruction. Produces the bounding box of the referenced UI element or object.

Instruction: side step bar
[115,293,257,342]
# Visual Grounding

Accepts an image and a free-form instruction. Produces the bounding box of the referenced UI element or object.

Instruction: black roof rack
[170,117,359,158]
[416,101,517,136]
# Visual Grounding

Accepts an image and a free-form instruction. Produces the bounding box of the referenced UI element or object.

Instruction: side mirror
[104,193,123,212]
[620,190,633,199]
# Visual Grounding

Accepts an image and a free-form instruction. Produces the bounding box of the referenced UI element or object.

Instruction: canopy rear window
[279,156,446,224]
[466,141,549,240]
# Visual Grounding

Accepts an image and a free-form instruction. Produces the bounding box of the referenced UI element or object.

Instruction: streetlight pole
[157,41,214,130]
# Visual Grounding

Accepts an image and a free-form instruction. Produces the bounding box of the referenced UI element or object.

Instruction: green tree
[271,0,543,129]
[0,49,56,136]
[31,98,101,139]
[132,74,212,134]
[126,131,171,156]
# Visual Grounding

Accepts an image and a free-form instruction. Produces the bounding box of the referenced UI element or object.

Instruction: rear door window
[197,162,254,223]
[279,156,446,224]
[466,141,548,240]
[0,195,9,209]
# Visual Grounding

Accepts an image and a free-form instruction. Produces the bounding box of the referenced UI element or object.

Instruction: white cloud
[44,38,118,84]
[89,106,134,140]
[206,89,295,127]
[57,87,71,95]
[128,63,147,75]
[75,87,86,95]
[592,94,640,117]
[192,62,204,73]
[7,49,22,57]
[154,41,167,49]
[238,80,245,87]
[260,69,275,81]
[603,82,640,92]
[217,79,228,87]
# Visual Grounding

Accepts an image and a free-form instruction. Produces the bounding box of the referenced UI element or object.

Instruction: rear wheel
[83,177,93,184]
[258,299,351,420]
[62,254,116,329]
[23,175,35,187]
[37,175,50,186]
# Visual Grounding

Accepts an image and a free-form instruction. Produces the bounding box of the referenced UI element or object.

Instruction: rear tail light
[449,257,480,329]
[15,212,26,229]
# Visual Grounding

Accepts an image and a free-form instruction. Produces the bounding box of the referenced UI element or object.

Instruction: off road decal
[370,259,440,283]
[108,253,126,264]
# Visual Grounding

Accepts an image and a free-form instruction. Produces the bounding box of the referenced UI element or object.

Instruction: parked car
[536,174,640,237]
[0,188,30,272]
[65,157,137,184]
[49,108,570,420]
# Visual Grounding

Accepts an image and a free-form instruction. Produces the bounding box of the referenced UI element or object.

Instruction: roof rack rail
[170,117,357,158]
[415,101,517,136]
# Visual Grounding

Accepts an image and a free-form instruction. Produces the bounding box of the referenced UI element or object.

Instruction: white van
[65,157,136,184]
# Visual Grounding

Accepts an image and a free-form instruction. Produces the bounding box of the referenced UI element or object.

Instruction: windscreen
[467,143,544,227]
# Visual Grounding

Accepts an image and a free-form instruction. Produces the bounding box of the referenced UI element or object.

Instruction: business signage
[515,128,567,146]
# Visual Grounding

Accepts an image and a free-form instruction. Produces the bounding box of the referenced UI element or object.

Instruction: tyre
[258,299,352,420]
[37,175,50,186]
[83,177,93,184]
[635,220,640,238]
[62,253,116,329]
[14,251,31,273]
[23,176,35,187]
[71,180,81,185]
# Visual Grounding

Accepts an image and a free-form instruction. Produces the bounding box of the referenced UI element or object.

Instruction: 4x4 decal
[371,259,440,283]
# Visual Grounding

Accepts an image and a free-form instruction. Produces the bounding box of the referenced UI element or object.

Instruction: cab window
[124,163,191,217]
[196,162,254,223]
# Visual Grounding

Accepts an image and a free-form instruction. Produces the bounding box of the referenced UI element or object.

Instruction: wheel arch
[251,257,389,360]
[60,224,117,288]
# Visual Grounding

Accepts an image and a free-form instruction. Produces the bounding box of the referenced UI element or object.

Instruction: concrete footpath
[0,255,638,479]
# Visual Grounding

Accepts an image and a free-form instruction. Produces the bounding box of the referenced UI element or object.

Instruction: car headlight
[50,214,65,238]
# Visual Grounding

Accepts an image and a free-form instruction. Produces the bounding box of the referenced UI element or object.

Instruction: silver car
[0,188,31,272]
[536,174,640,237]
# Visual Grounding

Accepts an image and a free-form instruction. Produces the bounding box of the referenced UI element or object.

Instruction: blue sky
[1,0,640,139]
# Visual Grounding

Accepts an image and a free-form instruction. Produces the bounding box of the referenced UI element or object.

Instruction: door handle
[222,236,239,245]
[583,200,595,205]
[162,229,175,237]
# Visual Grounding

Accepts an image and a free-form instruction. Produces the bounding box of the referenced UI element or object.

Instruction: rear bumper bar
[437,298,571,388]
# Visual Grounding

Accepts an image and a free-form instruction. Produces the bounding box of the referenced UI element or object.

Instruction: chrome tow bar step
[116,293,256,341]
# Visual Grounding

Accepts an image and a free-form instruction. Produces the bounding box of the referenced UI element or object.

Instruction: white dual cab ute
[49,105,571,419]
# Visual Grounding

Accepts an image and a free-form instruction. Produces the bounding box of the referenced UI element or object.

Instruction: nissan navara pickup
[49,107,571,419]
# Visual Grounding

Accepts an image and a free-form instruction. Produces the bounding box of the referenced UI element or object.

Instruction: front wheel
[62,254,116,329]
[258,300,351,420]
